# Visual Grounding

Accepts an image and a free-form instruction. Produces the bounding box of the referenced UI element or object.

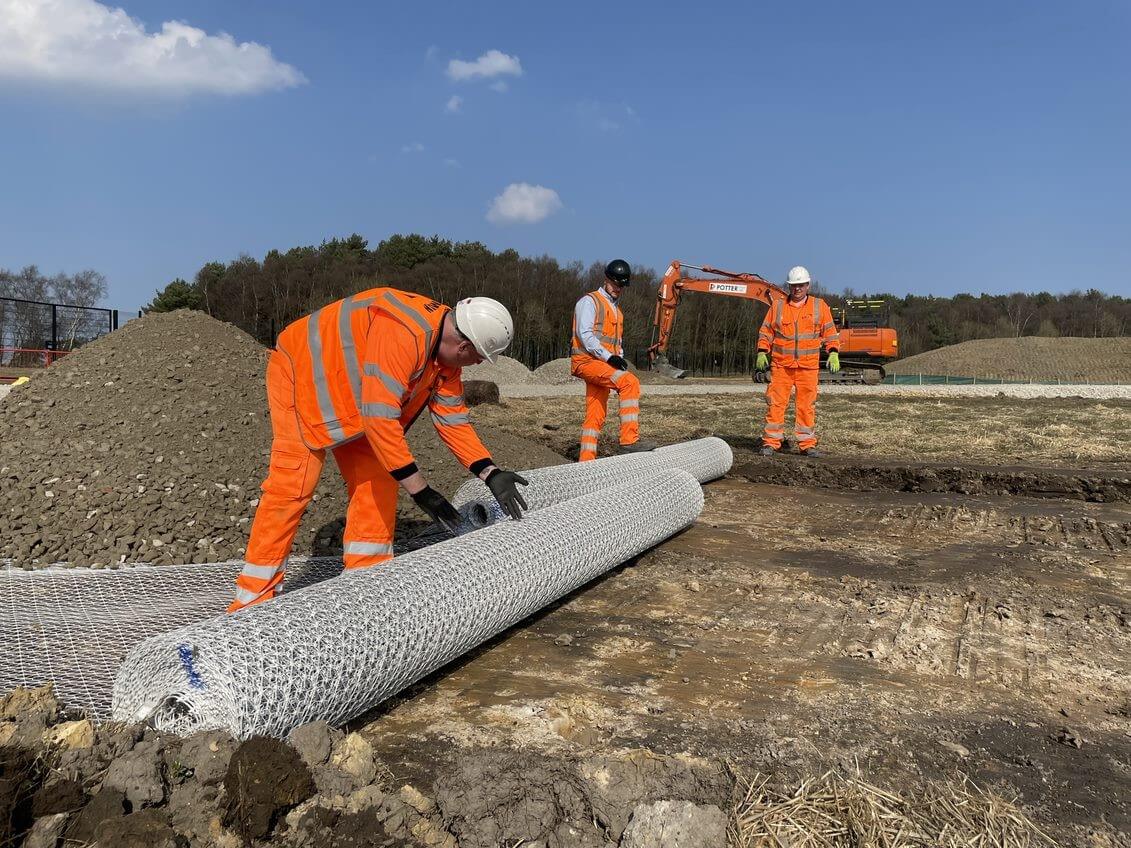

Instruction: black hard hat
[605,259,631,286]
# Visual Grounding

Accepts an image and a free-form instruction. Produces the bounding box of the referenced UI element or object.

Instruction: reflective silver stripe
[611,369,627,383]
[773,343,821,356]
[361,402,401,418]
[773,300,783,333]
[240,563,281,581]
[234,587,260,604]
[813,296,821,326]
[363,363,407,398]
[581,428,601,439]
[381,291,435,357]
[621,413,639,422]
[340,295,375,406]
[307,308,347,443]
[619,399,638,409]
[571,347,593,356]
[431,410,470,426]
[344,541,394,556]
[597,332,619,343]
[793,332,820,340]
[433,393,465,407]
[821,322,836,332]
[826,334,841,344]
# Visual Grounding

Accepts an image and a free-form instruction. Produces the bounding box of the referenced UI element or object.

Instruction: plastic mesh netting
[1,438,732,725]
[112,468,705,738]
[452,436,733,513]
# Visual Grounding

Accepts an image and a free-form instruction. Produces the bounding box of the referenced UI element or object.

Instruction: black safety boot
[618,439,658,453]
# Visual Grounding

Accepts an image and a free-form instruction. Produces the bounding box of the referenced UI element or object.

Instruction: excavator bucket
[650,354,686,379]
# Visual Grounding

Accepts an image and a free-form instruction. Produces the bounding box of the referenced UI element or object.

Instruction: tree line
[147,234,1130,375]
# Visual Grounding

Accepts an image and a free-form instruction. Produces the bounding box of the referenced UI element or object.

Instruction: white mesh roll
[452,436,732,513]
[111,468,704,738]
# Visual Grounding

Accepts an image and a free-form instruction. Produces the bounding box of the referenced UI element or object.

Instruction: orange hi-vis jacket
[570,289,624,363]
[276,287,493,479]
[757,296,841,369]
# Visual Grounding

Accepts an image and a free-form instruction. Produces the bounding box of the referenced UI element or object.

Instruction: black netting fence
[0,298,140,367]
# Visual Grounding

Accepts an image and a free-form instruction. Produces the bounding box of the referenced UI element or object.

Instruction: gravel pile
[0,310,563,568]
[889,336,1131,382]
[462,355,536,384]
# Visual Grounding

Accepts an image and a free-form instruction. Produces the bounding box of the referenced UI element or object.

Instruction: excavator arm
[648,260,788,378]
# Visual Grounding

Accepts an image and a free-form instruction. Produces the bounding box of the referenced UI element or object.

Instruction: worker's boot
[619,438,658,454]
[758,445,776,457]
[800,447,823,458]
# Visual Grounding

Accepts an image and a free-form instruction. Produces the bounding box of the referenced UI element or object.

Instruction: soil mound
[0,310,564,568]
[889,336,1131,382]
[462,355,535,384]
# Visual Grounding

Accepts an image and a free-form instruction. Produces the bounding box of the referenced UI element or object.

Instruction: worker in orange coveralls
[756,266,841,458]
[228,289,529,612]
[571,259,658,462]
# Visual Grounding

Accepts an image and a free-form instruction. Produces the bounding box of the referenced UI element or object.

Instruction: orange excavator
[646,260,898,383]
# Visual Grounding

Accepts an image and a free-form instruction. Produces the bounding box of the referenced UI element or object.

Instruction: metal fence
[0,297,140,368]
[882,373,1116,386]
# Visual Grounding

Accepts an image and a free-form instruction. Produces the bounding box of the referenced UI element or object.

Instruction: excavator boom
[649,260,787,378]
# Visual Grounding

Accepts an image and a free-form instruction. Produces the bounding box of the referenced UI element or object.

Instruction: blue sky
[1,0,1128,309]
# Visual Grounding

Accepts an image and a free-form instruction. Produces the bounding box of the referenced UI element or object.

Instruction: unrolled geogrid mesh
[0,557,343,719]
[111,468,704,739]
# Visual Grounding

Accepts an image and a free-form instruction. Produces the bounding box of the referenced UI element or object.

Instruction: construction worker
[571,259,657,461]
[756,266,841,457]
[228,288,529,612]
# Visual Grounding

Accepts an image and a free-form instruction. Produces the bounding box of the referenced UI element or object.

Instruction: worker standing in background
[570,259,657,461]
[229,289,529,612]
[756,266,841,457]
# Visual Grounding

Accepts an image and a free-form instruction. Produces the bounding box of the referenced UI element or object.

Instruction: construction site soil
[2,314,1129,847]
[888,336,1131,382]
[0,311,563,568]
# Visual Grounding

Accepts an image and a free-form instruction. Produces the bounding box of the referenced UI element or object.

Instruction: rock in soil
[619,800,728,848]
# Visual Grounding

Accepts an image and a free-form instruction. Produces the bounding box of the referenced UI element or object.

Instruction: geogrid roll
[452,436,733,512]
[111,468,704,738]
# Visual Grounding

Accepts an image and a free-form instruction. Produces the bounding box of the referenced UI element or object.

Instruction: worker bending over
[756,266,841,457]
[571,259,657,462]
[229,288,528,612]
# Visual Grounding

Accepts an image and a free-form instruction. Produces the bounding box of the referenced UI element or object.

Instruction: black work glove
[411,486,461,534]
[606,355,629,371]
[485,469,529,520]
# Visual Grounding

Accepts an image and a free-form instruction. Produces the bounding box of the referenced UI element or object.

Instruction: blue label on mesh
[177,644,205,690]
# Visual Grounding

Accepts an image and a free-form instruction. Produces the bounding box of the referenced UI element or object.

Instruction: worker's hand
[607,355,629,372]
[411,486,462,534]
[486,469,529,520]
[827,352,841,373]
[755,352,769,372]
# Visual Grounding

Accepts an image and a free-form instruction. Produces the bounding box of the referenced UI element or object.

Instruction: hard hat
[454,297,514,364]
[786,266,811,286]
[605,259,631,286]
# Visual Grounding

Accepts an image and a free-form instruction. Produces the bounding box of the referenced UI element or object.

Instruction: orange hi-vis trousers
[230,350,399,612]
[571,357,641,462]
[763,364,820,451]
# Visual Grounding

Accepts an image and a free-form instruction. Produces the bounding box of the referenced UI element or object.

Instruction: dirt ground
[888,336,1131,383]
[343,393,1131,847]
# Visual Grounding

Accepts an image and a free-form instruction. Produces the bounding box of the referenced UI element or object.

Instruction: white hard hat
[786,266,811,286]
[454,297,514,364]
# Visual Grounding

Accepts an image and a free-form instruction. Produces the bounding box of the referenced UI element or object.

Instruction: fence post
[112,309,119,331]
[918,373,922,385]
[51,304,58,351]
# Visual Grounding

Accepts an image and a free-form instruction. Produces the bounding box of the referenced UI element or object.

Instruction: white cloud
[486,183,562,225]
[443,158,460,168]
[0,0,306,95]
[444,95,462,113]
[489,80,508,93]
[447,49,522,82]
[401,142,425,153]
[425,44,439,61]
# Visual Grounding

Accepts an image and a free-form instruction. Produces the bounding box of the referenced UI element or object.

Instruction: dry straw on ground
[729,770,1055,848]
